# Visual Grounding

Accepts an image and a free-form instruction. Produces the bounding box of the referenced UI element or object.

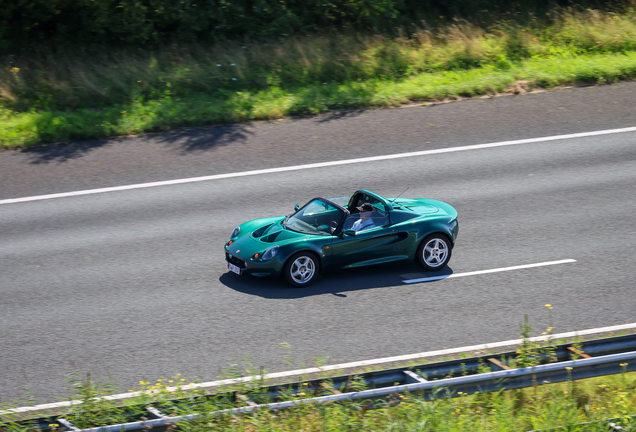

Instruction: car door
[329,224,400,268]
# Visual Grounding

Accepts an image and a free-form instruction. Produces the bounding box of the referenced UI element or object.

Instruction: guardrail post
[146,406,168,419]
[488,358,511,370]
[567,346,591,359]
[403,370,427,384]
[319,382,342,394]
[57,418,80,432]
[237,394,258,407]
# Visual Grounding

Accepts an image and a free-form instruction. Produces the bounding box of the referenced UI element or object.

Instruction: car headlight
[261,245,279,261]
[229,226,240,240]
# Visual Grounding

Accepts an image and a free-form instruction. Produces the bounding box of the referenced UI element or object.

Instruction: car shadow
[219,263,455,299]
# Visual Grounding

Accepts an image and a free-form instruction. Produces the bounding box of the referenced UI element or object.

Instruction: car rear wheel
[284,252,320,287]
[416,234,452,271]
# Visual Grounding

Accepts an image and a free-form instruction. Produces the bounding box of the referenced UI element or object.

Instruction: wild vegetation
[2,0,630,50]
[2,363,635,431]
[2,3,636,148]
[2,315,635,431]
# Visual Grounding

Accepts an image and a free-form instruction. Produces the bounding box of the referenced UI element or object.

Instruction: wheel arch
[282,248,323,287]
[415,224,455,247]
[281,248,323,275]
[415,231,453,270]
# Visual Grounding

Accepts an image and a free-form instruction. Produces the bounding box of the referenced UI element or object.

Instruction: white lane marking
[403,259,577,284]
[5,321,636,414]
[3,126,636,205]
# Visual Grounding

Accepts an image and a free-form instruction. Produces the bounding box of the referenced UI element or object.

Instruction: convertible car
[225,190,458,287]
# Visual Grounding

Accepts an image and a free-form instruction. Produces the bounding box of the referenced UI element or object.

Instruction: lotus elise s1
[225,190,458,287]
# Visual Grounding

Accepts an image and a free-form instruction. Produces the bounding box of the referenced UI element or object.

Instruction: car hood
[233,216,312,249]
[256,222,308,243]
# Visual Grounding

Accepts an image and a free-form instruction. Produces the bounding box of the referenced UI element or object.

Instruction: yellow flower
[49,424,59,428]
[620,363,628,367]
[542,332,547,335]
[545,304,552,308]
[299,392,306,396]
[565,367,573,370]
[11,67,20,72]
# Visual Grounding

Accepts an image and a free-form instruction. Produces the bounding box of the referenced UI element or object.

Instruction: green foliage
[1,359,636,431]
[3,51,636,149]
[0,0,404,51]
[515,309,562,368]
[2,0,635,51]
[62,371,135,429]
[3,7,636,148]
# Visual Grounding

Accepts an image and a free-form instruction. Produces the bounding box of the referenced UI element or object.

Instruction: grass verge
[3,52,636,150]
[2,315,636,431]
[3,7,636,149]
[2,368,635,431]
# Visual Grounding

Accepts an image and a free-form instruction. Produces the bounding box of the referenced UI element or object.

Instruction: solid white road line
[5,320,636,414]
[2,126,636,205]
[403,259,577,284]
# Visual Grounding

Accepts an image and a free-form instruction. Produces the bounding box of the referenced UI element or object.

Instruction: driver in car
[352,203,376,231]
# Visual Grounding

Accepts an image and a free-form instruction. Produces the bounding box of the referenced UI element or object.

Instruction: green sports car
[225,189,459,287]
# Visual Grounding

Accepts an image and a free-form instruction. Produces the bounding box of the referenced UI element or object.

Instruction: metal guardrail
[28,351,636,432]
[6,333,636,431]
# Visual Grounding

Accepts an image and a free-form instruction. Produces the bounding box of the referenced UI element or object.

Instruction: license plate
[228,263,241,275]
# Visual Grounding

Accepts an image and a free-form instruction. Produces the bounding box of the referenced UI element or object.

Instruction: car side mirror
[342,229,356,237]
[294,203,300,211]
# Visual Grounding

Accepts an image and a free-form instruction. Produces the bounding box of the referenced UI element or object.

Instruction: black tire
[284,252,320,288]
[416,234,452,271]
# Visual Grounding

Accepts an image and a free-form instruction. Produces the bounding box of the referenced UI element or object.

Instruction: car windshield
[285,199,344,236]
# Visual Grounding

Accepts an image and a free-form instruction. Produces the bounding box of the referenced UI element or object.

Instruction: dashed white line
[403,259,577,284]
[2,126,636,205]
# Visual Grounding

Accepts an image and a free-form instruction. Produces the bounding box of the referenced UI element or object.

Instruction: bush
[1,0,634,51]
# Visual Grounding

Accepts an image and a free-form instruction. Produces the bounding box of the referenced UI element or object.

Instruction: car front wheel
[416,234,452,271]
[284,252,320,287]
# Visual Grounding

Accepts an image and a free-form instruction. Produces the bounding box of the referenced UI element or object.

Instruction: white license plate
[228,263,241,275]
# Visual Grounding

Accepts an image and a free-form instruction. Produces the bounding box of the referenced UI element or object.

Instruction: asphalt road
[1,83,636,404]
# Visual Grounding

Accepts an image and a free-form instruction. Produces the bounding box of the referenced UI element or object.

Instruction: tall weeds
[2,7,636,147]
[2,7,636,114]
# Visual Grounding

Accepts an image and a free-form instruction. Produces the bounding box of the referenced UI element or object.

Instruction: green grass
[2,369,635,431]
[2,318,635,432]
[2,7,636,149]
